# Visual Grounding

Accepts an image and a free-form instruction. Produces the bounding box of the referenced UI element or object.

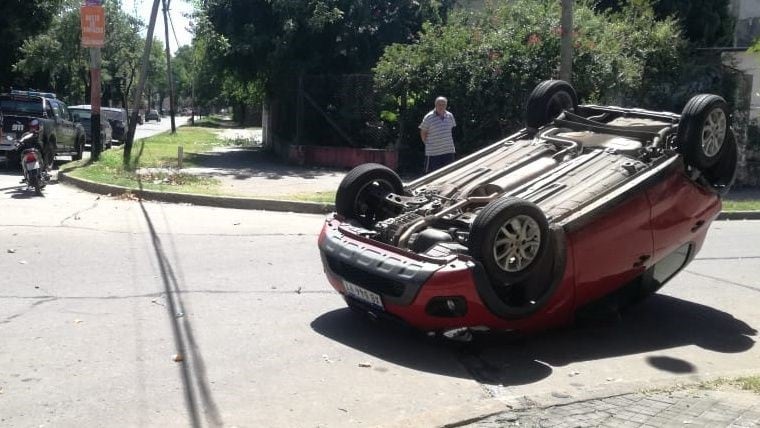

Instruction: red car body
[318,81,734,338]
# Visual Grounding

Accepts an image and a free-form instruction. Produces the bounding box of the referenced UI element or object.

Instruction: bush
[374,0,686,170]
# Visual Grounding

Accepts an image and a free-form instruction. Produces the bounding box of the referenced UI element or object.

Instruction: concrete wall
[726,52,760,120]
[731,0,760,46]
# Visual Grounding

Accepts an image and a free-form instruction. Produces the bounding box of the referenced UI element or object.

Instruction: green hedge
[374,0,685,170]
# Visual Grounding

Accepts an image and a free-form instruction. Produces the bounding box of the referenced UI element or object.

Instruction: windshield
[70,109,92,120]
[102,110,126,121]
[0,97,44,115]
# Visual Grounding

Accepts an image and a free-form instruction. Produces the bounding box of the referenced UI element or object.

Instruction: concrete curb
[58,171,335,215]
[717,210,760,220]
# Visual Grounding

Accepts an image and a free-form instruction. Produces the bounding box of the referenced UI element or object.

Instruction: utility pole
[80,2,106,161]
[162,0,177,134]
[124,0,161,166]
[560,0,574,83]
[90,49,102,160]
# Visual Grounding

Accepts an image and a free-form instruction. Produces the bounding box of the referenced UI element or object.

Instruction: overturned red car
[318,80,737,339]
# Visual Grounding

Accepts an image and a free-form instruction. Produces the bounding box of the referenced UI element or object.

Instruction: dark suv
[0,90,85,166]
[101,107,128,145]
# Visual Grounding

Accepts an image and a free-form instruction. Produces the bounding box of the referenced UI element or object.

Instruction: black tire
[678,94,730,169]
[468,197,550,285]
[525,80,578,129]
[28,172,42,196]
[72,135,84,161]
[335,163,403,225]
[703,129,737,196]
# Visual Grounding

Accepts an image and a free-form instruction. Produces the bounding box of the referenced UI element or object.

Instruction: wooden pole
[90,48,102,160]
[163,0,177,134]
[560,0,574,83]
[124,0,161,167]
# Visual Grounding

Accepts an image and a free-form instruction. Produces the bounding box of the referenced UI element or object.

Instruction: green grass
[735,376,760,394]
[270,191,336,203]
[701,376,760,394]
[61,127,230,195]
[190,115,231,128]
[722,199,760,212]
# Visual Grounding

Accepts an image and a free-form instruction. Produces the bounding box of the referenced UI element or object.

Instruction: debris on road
[358,362,372,368]
[7,248,16,253]
[173,354,184,362]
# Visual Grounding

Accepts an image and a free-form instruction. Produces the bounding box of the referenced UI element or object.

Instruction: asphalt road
[0,175,758,427]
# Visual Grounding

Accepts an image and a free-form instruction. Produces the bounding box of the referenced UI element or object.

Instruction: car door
[646,168,721,264]
[568,190,654,307]
[50,100,76,150]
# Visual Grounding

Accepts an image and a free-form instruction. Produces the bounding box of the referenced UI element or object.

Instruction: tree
[0,0,62,90]
[595,0,733,47]
[14,0,164,117]
[374,0,685,168]
[202,0,454,91]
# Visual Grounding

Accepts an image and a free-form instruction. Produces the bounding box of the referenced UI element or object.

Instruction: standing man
[419,96,456,173]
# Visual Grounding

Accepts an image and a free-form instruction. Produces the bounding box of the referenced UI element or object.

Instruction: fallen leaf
[295,287,302,294]
[18,260,27,265]
[7,249,16,253]
[173,354,184,362]
[233,222,241,226]
[74,319,83,324]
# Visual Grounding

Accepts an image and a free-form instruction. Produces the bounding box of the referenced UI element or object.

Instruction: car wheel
[702,128,737,196]
[72,135,84,161]
[469,197,550,285]
[678,94,730,170]
[525,80,578,129]
[335,163,404,226]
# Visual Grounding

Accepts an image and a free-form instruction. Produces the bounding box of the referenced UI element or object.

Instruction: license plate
[343,280,384,309]
[12,124,24,131]
[26,161,39,170]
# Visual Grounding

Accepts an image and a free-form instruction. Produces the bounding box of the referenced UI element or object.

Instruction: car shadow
[311,294,756,386]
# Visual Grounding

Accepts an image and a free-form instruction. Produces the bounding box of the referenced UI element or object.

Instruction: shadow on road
[312,294,756,387]
[137,188,223,428]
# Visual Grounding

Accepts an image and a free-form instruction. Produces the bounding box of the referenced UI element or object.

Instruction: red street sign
[81,6,105,48]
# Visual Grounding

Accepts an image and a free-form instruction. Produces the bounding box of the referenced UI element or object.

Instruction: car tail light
[28,119,40,133]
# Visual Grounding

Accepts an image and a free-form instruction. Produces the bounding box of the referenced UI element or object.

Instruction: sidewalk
[457,386,760,427]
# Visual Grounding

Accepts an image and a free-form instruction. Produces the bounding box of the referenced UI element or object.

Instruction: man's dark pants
[424,153,455,173]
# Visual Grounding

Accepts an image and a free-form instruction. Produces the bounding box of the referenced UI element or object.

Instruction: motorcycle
[14,132,48,196]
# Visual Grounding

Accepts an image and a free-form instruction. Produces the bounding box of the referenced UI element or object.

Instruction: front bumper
[318,215,572,333]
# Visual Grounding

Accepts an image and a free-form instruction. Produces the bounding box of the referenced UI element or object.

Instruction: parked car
[101,107,128,145]
[145,109,161,122]
[0,90,86,165]
[318,80,737,340]
[69,105,113,150]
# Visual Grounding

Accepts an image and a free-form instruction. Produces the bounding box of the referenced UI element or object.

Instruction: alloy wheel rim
[493,215,541,272]
[701,108,726,158]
